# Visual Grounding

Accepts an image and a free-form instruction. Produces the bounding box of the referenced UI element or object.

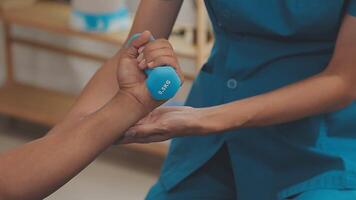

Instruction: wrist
[196,106,233,134]
[117,84,161,115]
[62,92,147,149]
[114,90,147,116]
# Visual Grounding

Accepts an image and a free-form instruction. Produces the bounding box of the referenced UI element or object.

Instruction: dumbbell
[126,33,181,101]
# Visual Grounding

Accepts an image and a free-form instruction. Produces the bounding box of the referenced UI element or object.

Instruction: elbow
[0,188,19,200]
[333,76,356,110]
[322,61,356,106]
[322,70,355,111]
[0,184,32,200]
[336,94,354,110]
[342,76,356,105]
[0,183,10,200]
[350,83,356,101]
[0,191,36,200]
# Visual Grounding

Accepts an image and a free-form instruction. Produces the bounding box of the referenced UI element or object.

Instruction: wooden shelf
[0,83,75,126]
[0,0,36,17]
[0,83,168,157]
[3,1,207,59]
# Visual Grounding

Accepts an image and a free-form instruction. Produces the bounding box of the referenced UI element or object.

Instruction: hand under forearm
[124,72,354,144]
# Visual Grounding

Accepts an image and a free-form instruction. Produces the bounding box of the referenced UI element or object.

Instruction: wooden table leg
[195,0,208,74]
[3,22,14,85]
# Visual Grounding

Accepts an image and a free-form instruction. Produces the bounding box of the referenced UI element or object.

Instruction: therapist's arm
[202,14,356,129]
[121,14,356,143]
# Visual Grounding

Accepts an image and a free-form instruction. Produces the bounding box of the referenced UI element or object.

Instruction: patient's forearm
[0,91,146,200]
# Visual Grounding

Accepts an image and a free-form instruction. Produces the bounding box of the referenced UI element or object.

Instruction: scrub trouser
[146,145,356,200]
[145,145,236,200]
[292,190,356,200]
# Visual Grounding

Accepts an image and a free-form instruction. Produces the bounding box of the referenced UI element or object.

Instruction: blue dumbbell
[126,33,181,101]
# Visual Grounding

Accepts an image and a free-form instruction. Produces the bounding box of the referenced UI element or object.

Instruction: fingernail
[125,130,136,137]
[137,53,144,62]
[147,62,154,68]
[139,59,146,68]
[138,47,144,53]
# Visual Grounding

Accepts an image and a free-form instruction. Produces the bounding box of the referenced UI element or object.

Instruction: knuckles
[144,39,172,52]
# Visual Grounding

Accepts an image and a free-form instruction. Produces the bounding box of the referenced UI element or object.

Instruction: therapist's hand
[119,106,219,144]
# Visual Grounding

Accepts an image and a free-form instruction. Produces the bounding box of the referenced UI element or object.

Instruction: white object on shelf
[70,0,131,32]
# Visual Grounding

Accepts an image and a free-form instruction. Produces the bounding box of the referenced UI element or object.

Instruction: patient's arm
[0,33,158,200]
[0,91,151,200]
[0,1,183,197]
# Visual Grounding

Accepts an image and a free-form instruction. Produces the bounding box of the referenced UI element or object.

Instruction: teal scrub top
[160,1,356,199]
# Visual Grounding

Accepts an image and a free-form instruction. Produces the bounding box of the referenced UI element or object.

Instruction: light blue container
[70,0,131,32]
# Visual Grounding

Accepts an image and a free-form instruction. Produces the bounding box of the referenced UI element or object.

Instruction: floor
[0,116,164,200]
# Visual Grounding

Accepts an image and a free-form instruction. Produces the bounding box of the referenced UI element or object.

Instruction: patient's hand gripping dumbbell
[126,33,181,101]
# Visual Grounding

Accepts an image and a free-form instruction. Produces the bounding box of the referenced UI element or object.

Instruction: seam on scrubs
[278,171,356,199]
[315,115,328,150]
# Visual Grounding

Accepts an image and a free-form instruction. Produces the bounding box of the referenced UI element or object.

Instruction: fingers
[137,39,185,83]
[140,55,176,69]
[142,38,172,51]
[119,136,164,144]
[148,56,185,83]
[130,30,152,49]
[119,135,168,144]
[119,127,157,144]
[144,48,174,64]
[124,31,185,84]
[151,106,188,116]
[140,39,173,68]
[125,123,160,138]
[124,31,152,58]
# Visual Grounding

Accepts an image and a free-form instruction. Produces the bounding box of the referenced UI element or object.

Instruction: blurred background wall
[0,0,197,101]
[0,1,209,199]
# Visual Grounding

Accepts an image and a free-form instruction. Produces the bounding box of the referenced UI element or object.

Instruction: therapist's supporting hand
[119,106,220,144]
